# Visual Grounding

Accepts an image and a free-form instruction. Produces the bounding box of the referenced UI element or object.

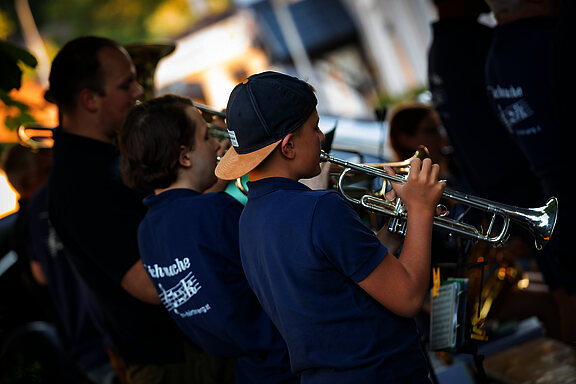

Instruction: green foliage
[0,40,38,131]
[38,0,232,44]
[0,353,45,384]
[0,9,16,39]
[0,40,37,91]
[2,0,234,48]
[0,0,233,134]
[1,90,36,131]
[373,85,430,120]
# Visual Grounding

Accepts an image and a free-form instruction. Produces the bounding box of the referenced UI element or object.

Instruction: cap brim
[215,139,281,180]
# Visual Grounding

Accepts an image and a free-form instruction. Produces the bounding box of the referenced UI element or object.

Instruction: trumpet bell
[124,43,175,101]
[514,196,558,250]
[320,149,559,250]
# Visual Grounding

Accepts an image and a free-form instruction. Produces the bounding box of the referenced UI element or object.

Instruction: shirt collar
[246,177,311,199]
[143,188,201,208]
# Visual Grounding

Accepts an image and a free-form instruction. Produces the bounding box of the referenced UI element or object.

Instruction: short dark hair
[388,102,433,160]
[119,94,199,192]
[46,36,122,111]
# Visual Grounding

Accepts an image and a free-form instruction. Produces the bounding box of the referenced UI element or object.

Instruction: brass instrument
[328,146,430,199]
[18,124,54,150]
[124,43,175,101]
[466,242,522,336]
[123,43,228,127]
[193,102,226,120]
[320,149,558,250]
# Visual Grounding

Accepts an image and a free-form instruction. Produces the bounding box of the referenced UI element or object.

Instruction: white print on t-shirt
[46,216,65,257]
[496,99,534,132]
[174,303,211,318]
[487,85,523,99]
[487,85,540,136]
[158,271,202,311]
[144,257,191,278]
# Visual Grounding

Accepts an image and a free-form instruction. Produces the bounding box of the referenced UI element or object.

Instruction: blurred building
[156,0,437,118]
[1,0,440,216]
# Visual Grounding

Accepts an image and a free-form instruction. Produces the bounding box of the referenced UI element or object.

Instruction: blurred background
[1,0,491,217]
[3,2,576,383]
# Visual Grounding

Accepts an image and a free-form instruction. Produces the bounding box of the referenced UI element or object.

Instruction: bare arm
[358,158,444,317]
[121,260,161,305]
[30,260,47,285]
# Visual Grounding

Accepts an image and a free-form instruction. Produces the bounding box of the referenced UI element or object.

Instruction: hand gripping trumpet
[319,150,558,250]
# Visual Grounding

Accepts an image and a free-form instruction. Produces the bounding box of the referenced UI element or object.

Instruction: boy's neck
[248,168,298,182]
[155,180,202,195]
[248,151,302,181]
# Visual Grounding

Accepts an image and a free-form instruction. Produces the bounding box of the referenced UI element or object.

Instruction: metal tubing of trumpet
[320,150,558,249]
[440,189,558,249]
[322,151,407,184]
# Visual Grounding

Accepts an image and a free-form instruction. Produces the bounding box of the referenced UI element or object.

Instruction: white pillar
[343,0,407,96]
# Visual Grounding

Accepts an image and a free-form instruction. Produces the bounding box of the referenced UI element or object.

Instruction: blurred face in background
[97,46,144,139]
[410,109,448,165]
[389,105,450,164]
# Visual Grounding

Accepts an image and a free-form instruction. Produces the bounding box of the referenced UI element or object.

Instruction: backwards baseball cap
[215,71,317,180]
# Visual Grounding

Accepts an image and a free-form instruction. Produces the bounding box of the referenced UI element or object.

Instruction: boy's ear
[280,133,295,159]
[79,88,99,113]
[179,145,192,167]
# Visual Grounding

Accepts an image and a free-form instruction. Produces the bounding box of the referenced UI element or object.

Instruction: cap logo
[227,130,239,147]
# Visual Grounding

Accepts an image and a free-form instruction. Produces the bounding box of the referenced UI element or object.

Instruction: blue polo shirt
[240,177,431,383]
[138,189,296,384]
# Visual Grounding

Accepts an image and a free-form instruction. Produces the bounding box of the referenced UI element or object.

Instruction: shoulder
[187,192,244,223]
[202,192,243,210]
[313,190,354,212]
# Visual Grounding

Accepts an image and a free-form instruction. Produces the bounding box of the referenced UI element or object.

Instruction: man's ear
[280,133,295,159]
[79,88,99,113]
[179,145,192,167]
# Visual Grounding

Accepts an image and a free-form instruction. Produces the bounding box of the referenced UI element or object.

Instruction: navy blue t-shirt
[485,16,575,292]
[428,18,542,206]
[240,178,431,383]
[138,189,296,384]
[485,17,564,184]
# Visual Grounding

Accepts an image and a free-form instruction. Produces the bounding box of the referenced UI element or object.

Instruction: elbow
[120,260,162,305]
[120,279,162,305]
[393,294,426,318]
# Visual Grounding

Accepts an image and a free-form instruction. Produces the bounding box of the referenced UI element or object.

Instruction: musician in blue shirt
[119,94,296,384]
[215,71,445,383]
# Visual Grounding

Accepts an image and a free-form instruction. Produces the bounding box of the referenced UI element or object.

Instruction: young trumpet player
[215,71,446,383]
[118,94,296,384]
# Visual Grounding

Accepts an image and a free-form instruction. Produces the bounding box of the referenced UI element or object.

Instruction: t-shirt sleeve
[311,192,388,283]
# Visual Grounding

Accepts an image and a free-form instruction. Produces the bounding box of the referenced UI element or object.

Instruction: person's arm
[358,158,444,317]
[30,260,47,285]
[121,259,161,305]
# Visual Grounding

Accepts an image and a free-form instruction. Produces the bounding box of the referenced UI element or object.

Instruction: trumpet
[18,124,55,150]
[193,102,226,119]
[320,150,558,250]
